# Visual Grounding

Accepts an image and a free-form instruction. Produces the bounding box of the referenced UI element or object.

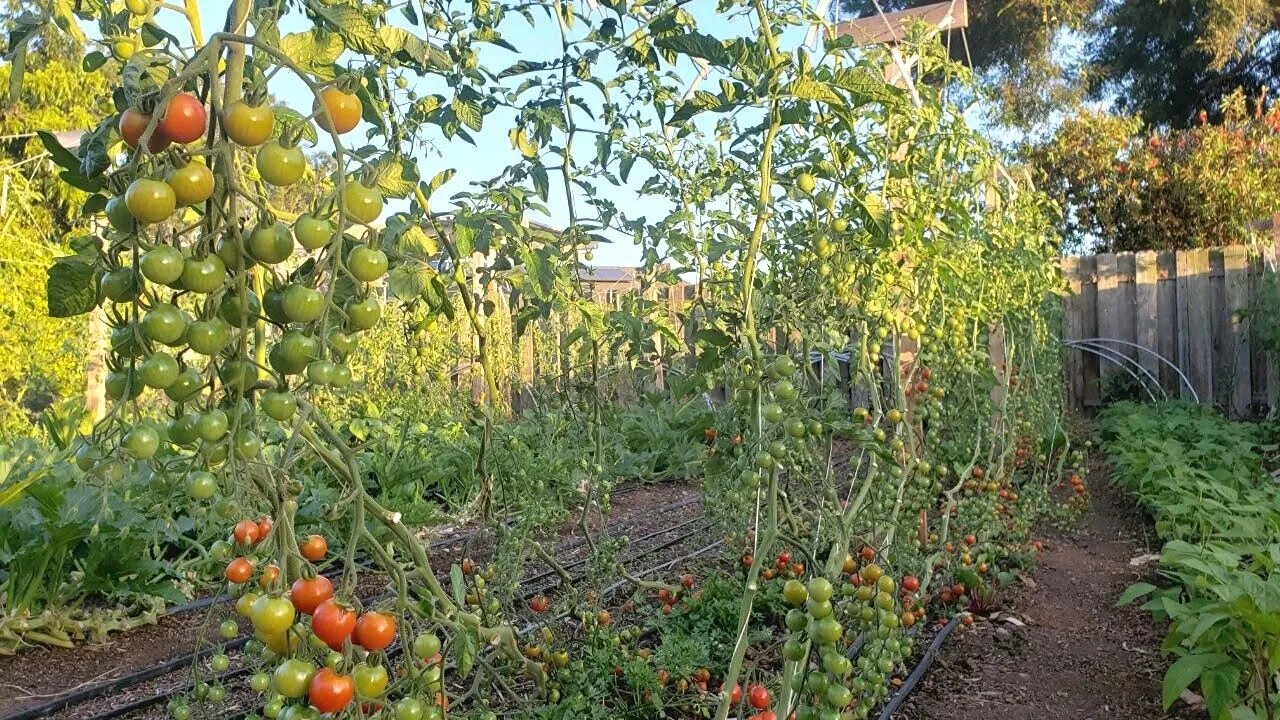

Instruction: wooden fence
[1062,242,1279,417]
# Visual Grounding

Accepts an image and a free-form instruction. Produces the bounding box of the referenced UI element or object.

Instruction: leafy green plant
[1103,402,1280,719]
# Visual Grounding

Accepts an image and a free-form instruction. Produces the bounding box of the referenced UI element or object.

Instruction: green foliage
[1101,402,1280,718]
[1027,92,1280,252]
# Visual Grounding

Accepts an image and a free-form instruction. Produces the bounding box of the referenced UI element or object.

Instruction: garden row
[2,1,1077,719]
[1101,402,1280,719]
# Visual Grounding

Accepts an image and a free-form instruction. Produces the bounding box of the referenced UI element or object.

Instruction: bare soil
[899,466,1199,720]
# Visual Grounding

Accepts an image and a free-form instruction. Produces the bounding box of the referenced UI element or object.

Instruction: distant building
[581,265,690,312]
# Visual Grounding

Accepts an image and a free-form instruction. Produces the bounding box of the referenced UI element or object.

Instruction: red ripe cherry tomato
[119,107,170,152]
[528,595,549,613]
[225,556,253,584]
[290,575,334,615]
[308,668,354,713]
[255,516,274,542]
[301,534,328,562]
[312,598,357,651]
[352,611,396,651]
[158,92,207,143]
[232,519,260,546]
[902,575,920,593]
[730,684,742,704]
[748,684,771,710]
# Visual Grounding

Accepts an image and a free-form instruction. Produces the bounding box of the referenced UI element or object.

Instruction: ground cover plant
[1102,402,1280,719]
[1,1,1076,719]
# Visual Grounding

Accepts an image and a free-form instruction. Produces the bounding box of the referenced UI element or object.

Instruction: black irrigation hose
[875,616,962,720]
[38,493,711,720]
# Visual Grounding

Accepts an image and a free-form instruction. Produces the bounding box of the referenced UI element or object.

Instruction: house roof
[833,0,968,47]
[582,266,638,283]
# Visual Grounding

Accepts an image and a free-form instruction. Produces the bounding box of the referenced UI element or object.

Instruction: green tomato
[248,222,294,264]
[269,331,319,375]
[219,619,239,640]
[256,142,306,186]
[344,297,381,331]
[763,403,785,424]
[197,410,229,442]
[353,662,389,697]
[782,637,807,662]
[808,577,834,603]
[811,616,842,646]
[261,390,297,421]
[110,325,145,359]
[347,245,388,282]
[140,245,184,285]
[182,256,227,294]
[783,579,808,607]
[165,368,204,402]
[234,430,262,460]
[186,319,231,355]
[281,284,324,323]
[210,654,231,672]
[101,267,142,303]
[105,195,136,233]
[105,368,142,401]
[394,698,426,720]
[74,441,102,471]
[341,182,384,224]
[219,359,259,393]
[785,608,808,632]
[412,632,441,659]
[141,303,187,344]
[293,214,335,251]
[327,330,357,357]
[219,290,261,327]
[306,360,336,386]
[251,596,296,636]
[186,470,218,500]
[272,658,315,698]
[250,672,271,693]
[797,172,816,194]
[140,352,180,389]
[122,425,159,459]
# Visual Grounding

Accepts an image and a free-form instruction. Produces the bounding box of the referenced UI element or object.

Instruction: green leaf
[668,90,725,125]
[830,66,904,105]
[653,31,732,66]
[1162,653,1228,709]
[786,77,844,106]
[1117,582,1158,606]
[46,258,98,318]
[368,154,419,199]
[454,97,483,132]
[387,264,435,302]
[82,51,107,72]
[378,26,450,71]
[530,163,549,201]
[272,106,318,145]
[307,2,386,56]
[280,30,345,76]
[1199,665,1240,719]
[37,131,81,172]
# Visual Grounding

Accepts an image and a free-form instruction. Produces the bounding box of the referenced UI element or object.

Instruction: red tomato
[301,534,328,562]
[290,575,334,615]
[352,611,396,651]
[748,684,771,709]
[902,575,920,593]
[119,107,170,152]
[312,598,357,651]
[158,92,207,143]
[225,556,253,584]
[232,519,260,546]
[308,668,354,713]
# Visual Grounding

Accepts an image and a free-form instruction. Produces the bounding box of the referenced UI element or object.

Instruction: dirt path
[900,467,1198,720]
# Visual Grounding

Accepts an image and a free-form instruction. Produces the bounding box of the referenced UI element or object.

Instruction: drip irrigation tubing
[31,493,712,720]
[874,616,962,720]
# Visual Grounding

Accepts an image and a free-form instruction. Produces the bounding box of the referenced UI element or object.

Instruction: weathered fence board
[1063,243,1275,417]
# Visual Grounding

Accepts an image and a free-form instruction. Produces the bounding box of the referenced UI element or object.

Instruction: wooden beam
[834,0,968,47]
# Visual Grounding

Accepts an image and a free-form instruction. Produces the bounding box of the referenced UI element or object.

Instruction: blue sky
[182,1,905,266]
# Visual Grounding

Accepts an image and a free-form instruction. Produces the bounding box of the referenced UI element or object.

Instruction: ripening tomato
[353,611,396,651]
[312,599,357,651]
[119,107,170,152]
[167,159,215,206]
[291,575,334,614]
[222,100,275,146]
[313,87,362,134]
[352,662,389,698]
[308,668,354,713]
[273,658,316,699]
[125,178,176,223]
[341,182,383,224]
[225,556,254,584]
[300,534,327,562]
[257,141,306,186]
[158,93,207,144]
[233,518,261,546]
[251,595,296,635]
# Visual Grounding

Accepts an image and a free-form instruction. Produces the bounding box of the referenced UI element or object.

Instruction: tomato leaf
[36,130,81,173]
[46,257,98,318]
[280,31,345,77]
[306,2,386,56]
[368,154,418,198]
